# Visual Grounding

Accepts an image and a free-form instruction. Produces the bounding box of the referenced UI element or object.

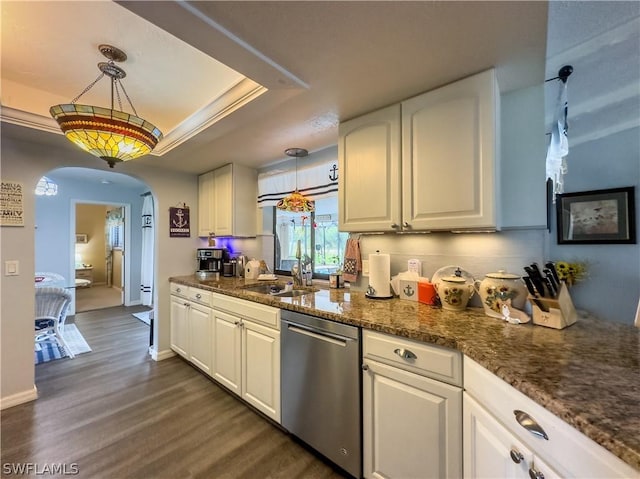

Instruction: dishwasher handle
[285,322,354,347]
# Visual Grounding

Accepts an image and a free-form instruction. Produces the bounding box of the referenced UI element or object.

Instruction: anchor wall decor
[169,204,190,237]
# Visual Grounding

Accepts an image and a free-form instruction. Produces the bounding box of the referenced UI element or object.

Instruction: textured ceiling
[2,1,638,184]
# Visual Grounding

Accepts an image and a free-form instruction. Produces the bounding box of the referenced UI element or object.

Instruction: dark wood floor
[1,306,348,479]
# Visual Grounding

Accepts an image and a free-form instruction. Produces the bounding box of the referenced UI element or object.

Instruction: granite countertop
[170,275,640,471]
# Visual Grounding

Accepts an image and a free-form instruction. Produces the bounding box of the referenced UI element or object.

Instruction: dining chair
[35,286,74,359]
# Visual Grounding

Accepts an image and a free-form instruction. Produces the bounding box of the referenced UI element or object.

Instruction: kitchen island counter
[170,275,640,471]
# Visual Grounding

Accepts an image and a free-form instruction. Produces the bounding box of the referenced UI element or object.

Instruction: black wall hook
[545,65,574,83]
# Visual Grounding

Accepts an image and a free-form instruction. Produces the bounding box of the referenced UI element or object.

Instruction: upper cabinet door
[402,69,499,231]
[198,171,215,237]
[213,164,233,236]
[339,104,402,232]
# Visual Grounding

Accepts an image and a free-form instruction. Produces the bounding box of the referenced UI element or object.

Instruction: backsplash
[354,229,548,307]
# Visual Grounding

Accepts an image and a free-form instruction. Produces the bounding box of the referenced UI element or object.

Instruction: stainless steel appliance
[281,310,362,478]
[196,248,227,275]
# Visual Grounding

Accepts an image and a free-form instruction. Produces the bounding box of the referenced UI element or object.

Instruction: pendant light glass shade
[276,148,315,213]
[49,45,162,168]
[50,104,162,168]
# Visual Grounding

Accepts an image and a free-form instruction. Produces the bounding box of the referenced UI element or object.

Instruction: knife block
[528,283,577,329]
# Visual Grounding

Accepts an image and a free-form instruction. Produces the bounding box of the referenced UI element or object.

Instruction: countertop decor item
[276,148,315,212]
[434,269,475,311]
[366,251,392,299]
[49,44,163,168]
[475,270,528,319]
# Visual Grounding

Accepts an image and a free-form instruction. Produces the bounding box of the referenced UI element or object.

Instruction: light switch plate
[5,260,19,276]
[362,259,369,276]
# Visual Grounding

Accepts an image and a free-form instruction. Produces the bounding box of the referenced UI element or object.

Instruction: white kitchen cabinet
[241,319,280,420]
[402,69,498,231]
[212,308,242,395]
[362,330,462,478]
[211,293,281,422]
[464,393,561,479]
[338,104,402,232]
[170,295,190,359]
[188,302,213,375]
[198,163,257,238]
[464,356,637,479]
[170,283,214,375]
[198,171,215,237]
[339,69,500,232]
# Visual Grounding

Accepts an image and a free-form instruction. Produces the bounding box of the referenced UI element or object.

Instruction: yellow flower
[555,260,588,286]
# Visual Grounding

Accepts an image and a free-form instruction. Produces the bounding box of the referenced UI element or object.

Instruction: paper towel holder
[366,250,394,300]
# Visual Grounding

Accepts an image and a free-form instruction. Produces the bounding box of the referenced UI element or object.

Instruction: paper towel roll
[368,252,391,297]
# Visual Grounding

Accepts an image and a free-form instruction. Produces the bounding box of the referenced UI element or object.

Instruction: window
[274,196,349,278]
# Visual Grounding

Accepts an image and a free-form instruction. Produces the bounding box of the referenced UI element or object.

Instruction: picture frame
[75,233,88,243]
[556,186,636,244]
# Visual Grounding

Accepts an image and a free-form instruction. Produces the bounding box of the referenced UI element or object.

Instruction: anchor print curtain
[141,195,154,306]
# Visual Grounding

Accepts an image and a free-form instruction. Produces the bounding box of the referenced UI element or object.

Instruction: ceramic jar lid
[485,270,520,279]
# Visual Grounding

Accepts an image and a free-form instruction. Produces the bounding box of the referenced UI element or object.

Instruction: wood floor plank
[1,306,349,478]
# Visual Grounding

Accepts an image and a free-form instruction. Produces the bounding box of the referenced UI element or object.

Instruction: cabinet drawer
[363,330,462,386]
[170,282,189,298]
[187,287,212,307]
[212,293,280,329]
[464,356,637,478]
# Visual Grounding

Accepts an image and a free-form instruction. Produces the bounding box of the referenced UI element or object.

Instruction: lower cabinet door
[363,359,462,478]
[212,309,242,395]
[463,393,532,479]
[464,394,563,479]
[242,320,281,423]
[170,296,189,359]
[189,303,213,376]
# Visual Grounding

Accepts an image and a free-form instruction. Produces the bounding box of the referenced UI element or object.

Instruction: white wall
[0,130,199,408]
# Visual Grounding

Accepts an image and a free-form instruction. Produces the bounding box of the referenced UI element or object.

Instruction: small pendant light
[276,148,315,212]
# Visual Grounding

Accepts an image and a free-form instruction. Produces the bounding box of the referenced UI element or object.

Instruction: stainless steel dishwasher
[281,309,362,478]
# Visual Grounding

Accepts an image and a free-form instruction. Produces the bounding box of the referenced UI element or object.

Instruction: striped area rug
[35,324,91,364]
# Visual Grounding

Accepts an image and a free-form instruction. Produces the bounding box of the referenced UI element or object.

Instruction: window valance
[257,160,338,208]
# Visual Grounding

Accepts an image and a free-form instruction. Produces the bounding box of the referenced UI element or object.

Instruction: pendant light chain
[70,72,106,104]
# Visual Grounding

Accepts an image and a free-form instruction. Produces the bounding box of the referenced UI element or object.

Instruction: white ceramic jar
[474,270,527,319]
[434,275,475,311]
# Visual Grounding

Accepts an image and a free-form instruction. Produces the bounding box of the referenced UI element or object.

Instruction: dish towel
[342,238,361,282]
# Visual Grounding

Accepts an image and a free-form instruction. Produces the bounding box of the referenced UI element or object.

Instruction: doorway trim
[69,199,133,314]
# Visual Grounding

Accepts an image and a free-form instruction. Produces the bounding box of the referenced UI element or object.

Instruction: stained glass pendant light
[50,45,163,168]
[276,148,315,212]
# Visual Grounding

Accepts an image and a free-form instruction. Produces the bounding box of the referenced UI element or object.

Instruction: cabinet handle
[509,448,524,464]
[234,321,241,326]
[528,466,545,479]
[403,221,410,228]
[195,293,202,299]
[176,288,181,293]
[394,348,417,360]
[362,364,369,371]
[514,410,549,440]
[391,223,399,229]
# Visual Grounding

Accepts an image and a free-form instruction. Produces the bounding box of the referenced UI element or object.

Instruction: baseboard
[150,347,176,361]
[1,385,38,410]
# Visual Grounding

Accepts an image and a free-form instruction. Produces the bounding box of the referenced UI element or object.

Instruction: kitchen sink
[241,282,317,297]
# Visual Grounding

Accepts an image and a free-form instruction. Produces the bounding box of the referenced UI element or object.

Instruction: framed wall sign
[169,205,190,237]
[556,186,636,244]
[0,181,24,226]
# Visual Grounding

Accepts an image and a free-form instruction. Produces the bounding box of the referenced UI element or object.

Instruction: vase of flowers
[555,260,588,286]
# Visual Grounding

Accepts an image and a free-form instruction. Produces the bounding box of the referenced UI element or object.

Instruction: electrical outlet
[5,260,19,276]
[362,259,369,276]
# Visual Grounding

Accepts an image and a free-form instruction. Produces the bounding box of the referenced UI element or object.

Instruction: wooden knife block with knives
[528,282,577,329]
[523,262,577,330]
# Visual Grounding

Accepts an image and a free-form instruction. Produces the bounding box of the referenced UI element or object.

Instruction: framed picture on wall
[556,186,636,244]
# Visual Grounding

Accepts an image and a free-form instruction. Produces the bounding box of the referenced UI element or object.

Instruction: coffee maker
[196,248,228,276]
